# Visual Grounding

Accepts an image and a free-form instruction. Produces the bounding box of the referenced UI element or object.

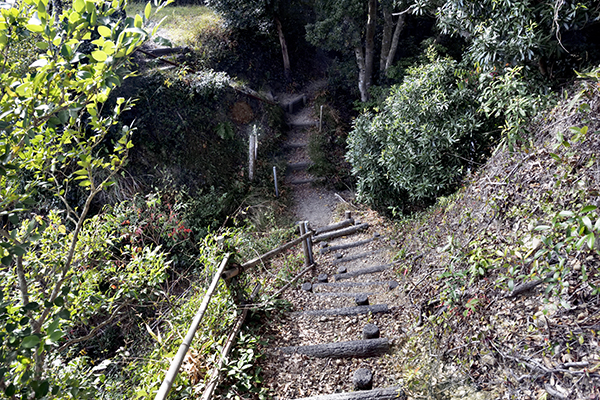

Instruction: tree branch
[57,300,131,352]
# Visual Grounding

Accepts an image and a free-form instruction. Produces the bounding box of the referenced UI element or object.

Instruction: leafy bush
[346,48,492,212]
[478,65,552,151]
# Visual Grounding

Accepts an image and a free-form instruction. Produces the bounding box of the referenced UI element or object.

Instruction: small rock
[318,274,328,283]
[353,368,373,390]
[355,294,369,306]
[363,324,380,339]
[481,354,496,366]
[373,232,381,238]
[301,282,312,292]
[337,266,347,274]
[346,327,352,333]
[388,281,399,290]
[335,253,343,259]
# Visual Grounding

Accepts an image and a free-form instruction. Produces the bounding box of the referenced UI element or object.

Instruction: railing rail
[154,215,357,400]
[154,254,231,400]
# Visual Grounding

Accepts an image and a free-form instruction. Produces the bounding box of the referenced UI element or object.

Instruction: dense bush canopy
[347,49,490,211]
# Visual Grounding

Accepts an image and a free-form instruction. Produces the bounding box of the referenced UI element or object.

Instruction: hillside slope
[386,74,600,398]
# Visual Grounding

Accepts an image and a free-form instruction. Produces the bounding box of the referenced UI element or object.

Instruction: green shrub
[346,48,492,212]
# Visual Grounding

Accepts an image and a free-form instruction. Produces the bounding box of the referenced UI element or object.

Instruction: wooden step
[287,161,313,171]
[292,387,406,400]
[313,292,376,298]
[314,219,355,235]
[334,264,392,282]
[313,280,397,290]
[279,338,389,358]
[288,178,317,185]
[291,304,388,317]
[320,237,374,254]
[282,142,308,150]
[332,248,388,265]
[313,223,369,244]
[288,120,319,128]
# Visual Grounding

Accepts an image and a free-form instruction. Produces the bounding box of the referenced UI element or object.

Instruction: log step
[287,162,313,171]
[321,237,374,254]
[279,338,389,359]
[283,142,308,150]
[332,248,388,265]
[314,219,355,236]
[313,223,369,244]
[334,264,391,282]
[292,387,406,400]
[313,280,397,290]
[313,292,376,298]
[288,120,319,128]
[289,178,317,185]
[291,304,388,317]
[283,94,307,114]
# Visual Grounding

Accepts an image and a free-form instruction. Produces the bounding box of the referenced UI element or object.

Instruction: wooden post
[304,221,314,264]
[249,133,256,181]
[299,222,310,266]
[273,166,279,197]
[319,105,323,133]
[154,254,231,400]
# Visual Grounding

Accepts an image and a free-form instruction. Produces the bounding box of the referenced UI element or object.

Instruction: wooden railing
[154,215,362,400]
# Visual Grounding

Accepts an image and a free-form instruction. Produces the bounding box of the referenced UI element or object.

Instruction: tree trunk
[380,7,394,72]
[275,17,291,79]
[364,0,377,94]
[385,13,406,72]
[355,46,368,102]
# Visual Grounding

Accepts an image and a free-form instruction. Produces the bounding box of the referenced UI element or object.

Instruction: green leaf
[90,50,107,62]
[34,380,50,397]
[582,216,593,231]
[98,25,111,38]
[134,14,143,28]
[558,210,574,218]
[24,302,40,311]
[21,335,41,349]
[581,205,597,214]
[53,297,64,307]
[144,2,151,19]
[11,245,27,257]
[49,330,63,342]
[4,384,16,397]
[534,225,551,231]
[73,0,85,13]
[586,233,595,250]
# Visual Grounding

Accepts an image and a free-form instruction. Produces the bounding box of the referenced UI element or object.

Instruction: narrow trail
[259,84,412,399]
[277,81,345,228]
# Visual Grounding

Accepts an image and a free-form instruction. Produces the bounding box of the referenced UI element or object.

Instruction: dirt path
[277,80,350,228]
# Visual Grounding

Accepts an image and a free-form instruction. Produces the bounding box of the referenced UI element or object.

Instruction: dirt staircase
[260,213,408,399]
[281,95,317,187]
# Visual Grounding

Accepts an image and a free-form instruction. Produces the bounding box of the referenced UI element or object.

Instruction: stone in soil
[353,368,373,390]
[363,324,380,339]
